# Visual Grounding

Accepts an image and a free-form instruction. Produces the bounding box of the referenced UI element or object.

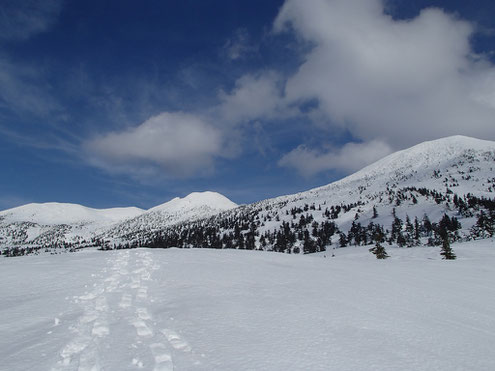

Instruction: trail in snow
[47,249,200,371]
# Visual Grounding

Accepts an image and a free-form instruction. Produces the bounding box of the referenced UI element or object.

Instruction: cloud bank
[274,0,495,150]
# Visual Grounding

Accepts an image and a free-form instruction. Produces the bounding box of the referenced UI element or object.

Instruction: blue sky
[1,0,495,210]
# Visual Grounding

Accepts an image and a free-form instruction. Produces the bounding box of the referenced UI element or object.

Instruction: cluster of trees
[133,217,340,255]
[104,209,465,261]
[471,210,495,238]
[1,244,80,257]
[339,213,461,249]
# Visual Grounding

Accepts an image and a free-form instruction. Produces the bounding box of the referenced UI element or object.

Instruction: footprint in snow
[161,329,191,352]
[132,319,153,337]
[150,343,174,371]
[91,320,109,338]
[119,294,132,309]
[137,307,152,320]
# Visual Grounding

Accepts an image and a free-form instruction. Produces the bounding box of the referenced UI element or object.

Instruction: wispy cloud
[223,28,258,60]
[0,56,63,119]
[0,0,63,42]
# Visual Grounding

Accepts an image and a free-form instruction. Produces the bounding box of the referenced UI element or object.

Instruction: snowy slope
[0,192,238,249]
[0,202,144,225]
[0,203,144,248]
[1,241,495,370]
[103,191,238,241]
[227,136,495,235]
[265,135,494,207]
[276,135,495,230]
[0,191,237,247]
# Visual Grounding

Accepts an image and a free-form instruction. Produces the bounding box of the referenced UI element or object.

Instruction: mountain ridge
[1,135,495,254]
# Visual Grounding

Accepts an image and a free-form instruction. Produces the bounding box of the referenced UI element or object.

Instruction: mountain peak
[338,135,495,184]
[148,191,238,213]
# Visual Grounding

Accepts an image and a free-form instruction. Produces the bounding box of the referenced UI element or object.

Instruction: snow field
[1,241,495,370]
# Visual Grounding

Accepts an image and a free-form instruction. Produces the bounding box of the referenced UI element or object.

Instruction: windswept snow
[1,242,495,370]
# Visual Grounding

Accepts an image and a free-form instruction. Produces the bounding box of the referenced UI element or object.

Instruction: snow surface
[1,241,495,370]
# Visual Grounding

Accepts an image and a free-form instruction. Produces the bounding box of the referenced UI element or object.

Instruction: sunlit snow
[1,241,494,370]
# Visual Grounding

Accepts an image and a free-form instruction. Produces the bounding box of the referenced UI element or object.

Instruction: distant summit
[149,191,238,213]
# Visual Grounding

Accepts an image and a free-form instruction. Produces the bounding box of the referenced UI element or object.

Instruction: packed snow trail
[49,249,202,371]
[0,249,200,371]
[1,243,495,370]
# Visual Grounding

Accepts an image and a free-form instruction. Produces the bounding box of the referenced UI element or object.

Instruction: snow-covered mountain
[1,136,494,254]
[132,135,495,252]
[256,135,495,230]
[101,191,238,243]
[0,202,144,225]
[0,192,236,249]
[0,203,145,248]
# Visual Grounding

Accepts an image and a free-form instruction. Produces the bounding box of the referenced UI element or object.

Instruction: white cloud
[84,112,229,178]
[274,0,495,148]
[216,71,290,124]
[0,0,63,42]
[279,140,393,176]
[82,72,289,179]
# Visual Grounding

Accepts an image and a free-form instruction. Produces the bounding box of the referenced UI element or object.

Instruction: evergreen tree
[471,210,494,239]
[369,231,389,259]
[440,235,456,260]
[339,233,348,247]
[414,217,421,241]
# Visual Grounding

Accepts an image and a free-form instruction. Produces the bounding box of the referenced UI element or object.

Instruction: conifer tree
[369,231,389,259]
[440,235,456,260]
